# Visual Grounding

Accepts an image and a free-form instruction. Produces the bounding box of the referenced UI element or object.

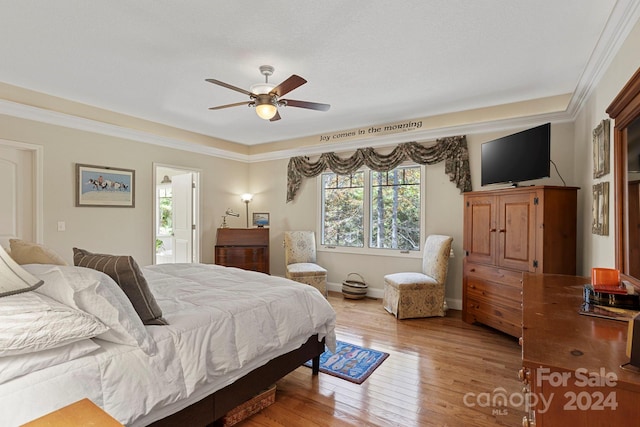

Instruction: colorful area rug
[304,340,389,384]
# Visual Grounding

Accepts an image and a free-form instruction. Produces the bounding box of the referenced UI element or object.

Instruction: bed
[0,254,336,427]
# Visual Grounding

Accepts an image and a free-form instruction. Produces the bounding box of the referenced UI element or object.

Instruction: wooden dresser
[521,273,640,426]
[214,228,269,274]
[462,185,578,337]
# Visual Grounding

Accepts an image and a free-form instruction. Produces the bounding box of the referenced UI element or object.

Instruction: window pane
[370,166,421,250]
[321,172,364,247]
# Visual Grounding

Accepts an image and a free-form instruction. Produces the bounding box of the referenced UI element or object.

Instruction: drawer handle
[489,228,497,232]
[499,229,506,233]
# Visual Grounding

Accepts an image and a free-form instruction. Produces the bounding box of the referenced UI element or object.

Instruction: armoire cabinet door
[464,195,497,266]
[497,192,536,271]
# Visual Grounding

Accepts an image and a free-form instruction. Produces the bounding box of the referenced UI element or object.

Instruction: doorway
[153,164,200,264]
[0,139,42,248]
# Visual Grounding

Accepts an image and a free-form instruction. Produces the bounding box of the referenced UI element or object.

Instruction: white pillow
[0,339,100,384]
[25,264,157,355]
[0,292,107,357]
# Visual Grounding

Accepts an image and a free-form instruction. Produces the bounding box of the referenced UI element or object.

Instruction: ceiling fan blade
[281,99,331,111]
[271,75,307,98]
[205,78,253,97]
[208,101,251,110]
[269,110,282,122]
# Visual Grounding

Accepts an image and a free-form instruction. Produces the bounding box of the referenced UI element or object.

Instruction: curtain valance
[286,135,472,202]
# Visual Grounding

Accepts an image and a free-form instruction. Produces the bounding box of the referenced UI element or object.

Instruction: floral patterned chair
[284,231,327,297]
[383,235,453,319]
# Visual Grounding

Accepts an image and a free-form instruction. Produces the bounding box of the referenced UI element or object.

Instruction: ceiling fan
[206,65,330,121]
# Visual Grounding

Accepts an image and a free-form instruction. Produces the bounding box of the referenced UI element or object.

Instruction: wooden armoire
[462,185,578,337]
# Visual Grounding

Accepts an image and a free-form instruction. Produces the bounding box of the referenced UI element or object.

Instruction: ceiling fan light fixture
[256,103,277,120]
[254,93,278,120]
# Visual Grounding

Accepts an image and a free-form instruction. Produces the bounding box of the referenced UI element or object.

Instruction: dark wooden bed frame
[148,334,325,427]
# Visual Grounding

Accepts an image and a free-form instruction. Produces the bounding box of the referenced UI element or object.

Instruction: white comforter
[0,263,336,426]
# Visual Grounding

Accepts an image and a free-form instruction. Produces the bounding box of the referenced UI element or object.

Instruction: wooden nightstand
[21,398,123,427]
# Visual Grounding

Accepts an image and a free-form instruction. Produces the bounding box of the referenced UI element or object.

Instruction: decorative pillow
[0,292,108,357]
[9,239,67,266]
[25,264,157,355]
[0,339,100,384]
[0,244,43,298]
[72,248,167,325]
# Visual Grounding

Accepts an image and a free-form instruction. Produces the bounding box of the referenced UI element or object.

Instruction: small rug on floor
[304,340,389,384]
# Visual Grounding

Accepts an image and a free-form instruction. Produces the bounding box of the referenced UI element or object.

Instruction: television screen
[481,123,551,186]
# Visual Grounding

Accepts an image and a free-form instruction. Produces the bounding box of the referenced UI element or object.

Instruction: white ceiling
[0,1,635,146]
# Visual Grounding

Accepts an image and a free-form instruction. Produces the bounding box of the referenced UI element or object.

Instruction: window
[321,171,364,247]
[370,166,421,250]
[321,165,422,252]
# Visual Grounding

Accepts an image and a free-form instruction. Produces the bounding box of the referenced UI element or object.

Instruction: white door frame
[0,138,43,244]
[152,163,201,264]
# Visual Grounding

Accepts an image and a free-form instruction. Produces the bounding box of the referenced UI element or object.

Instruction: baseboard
[327,281,462,310]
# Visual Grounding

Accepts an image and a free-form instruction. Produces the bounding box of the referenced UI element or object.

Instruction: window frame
[317,162,426,258]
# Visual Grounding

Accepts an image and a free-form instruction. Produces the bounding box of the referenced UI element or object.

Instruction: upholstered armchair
[383,235,453,319]
[284,231,328,297]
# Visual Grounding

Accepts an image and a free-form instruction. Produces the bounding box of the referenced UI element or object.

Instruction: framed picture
[252,212,270,227]
[76,163,135,207]
[592,182,609,235]
[593,119,611,179]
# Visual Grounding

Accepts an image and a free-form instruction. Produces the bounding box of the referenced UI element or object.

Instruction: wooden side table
[21,398,123,427]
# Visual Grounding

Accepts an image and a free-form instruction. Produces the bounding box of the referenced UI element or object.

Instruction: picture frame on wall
[252,212,270,227]
[76,163,135,207]
[592,181,609,235]
[593,119,611,179]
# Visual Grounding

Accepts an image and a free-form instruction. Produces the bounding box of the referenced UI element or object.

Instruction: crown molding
[247,110,574,162]
[566,0,640,119]
[0,99,250,162]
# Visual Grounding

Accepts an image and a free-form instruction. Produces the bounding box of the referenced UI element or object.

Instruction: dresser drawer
[464,262,522,288]
[465,294,522,337]
[466,275,523,305]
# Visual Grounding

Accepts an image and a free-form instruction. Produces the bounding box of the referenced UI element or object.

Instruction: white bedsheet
[0,263,336,426]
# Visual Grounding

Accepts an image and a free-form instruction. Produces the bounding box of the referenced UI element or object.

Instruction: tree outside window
[321,165,422,251]
[321,172,364,247]
[370,166,421,250]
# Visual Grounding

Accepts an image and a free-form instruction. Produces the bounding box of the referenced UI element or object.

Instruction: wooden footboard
[148,335,325,427]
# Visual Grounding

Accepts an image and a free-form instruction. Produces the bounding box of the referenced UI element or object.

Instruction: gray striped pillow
[73,248,167,325]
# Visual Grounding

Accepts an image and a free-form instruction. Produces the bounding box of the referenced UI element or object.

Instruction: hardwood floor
[239,293,525,426]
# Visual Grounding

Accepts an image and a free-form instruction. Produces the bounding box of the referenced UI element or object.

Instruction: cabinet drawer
[464,262,522,288]
[466,295,521,337]
[466,276,522,305]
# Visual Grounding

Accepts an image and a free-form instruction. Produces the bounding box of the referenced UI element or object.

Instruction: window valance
[286,135,472,202]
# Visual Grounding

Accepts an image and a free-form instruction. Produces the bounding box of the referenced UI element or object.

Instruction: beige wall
[0,113,248,266]
[573,17,640,276]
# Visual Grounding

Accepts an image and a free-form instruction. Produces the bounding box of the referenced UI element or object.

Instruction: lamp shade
[241,193,253,203]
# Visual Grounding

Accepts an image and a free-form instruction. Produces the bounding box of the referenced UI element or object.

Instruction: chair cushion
[286,262,327,278]
[384,272,438,288]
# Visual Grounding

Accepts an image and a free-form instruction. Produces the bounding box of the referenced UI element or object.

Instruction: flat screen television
[481,123,551,186]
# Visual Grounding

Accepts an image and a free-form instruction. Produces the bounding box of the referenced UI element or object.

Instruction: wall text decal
[319,120,423,142]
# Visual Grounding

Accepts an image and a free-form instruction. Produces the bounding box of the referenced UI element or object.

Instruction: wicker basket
[342,273,368,299]
[221,384,276,426]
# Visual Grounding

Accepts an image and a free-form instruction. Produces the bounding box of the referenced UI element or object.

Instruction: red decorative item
[591,268,625,294]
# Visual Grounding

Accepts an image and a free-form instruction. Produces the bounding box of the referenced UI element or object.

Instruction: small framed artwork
[252,212,270,227]
[76,163,135,207]
[592,182,609,235]
[593,119,611,179]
